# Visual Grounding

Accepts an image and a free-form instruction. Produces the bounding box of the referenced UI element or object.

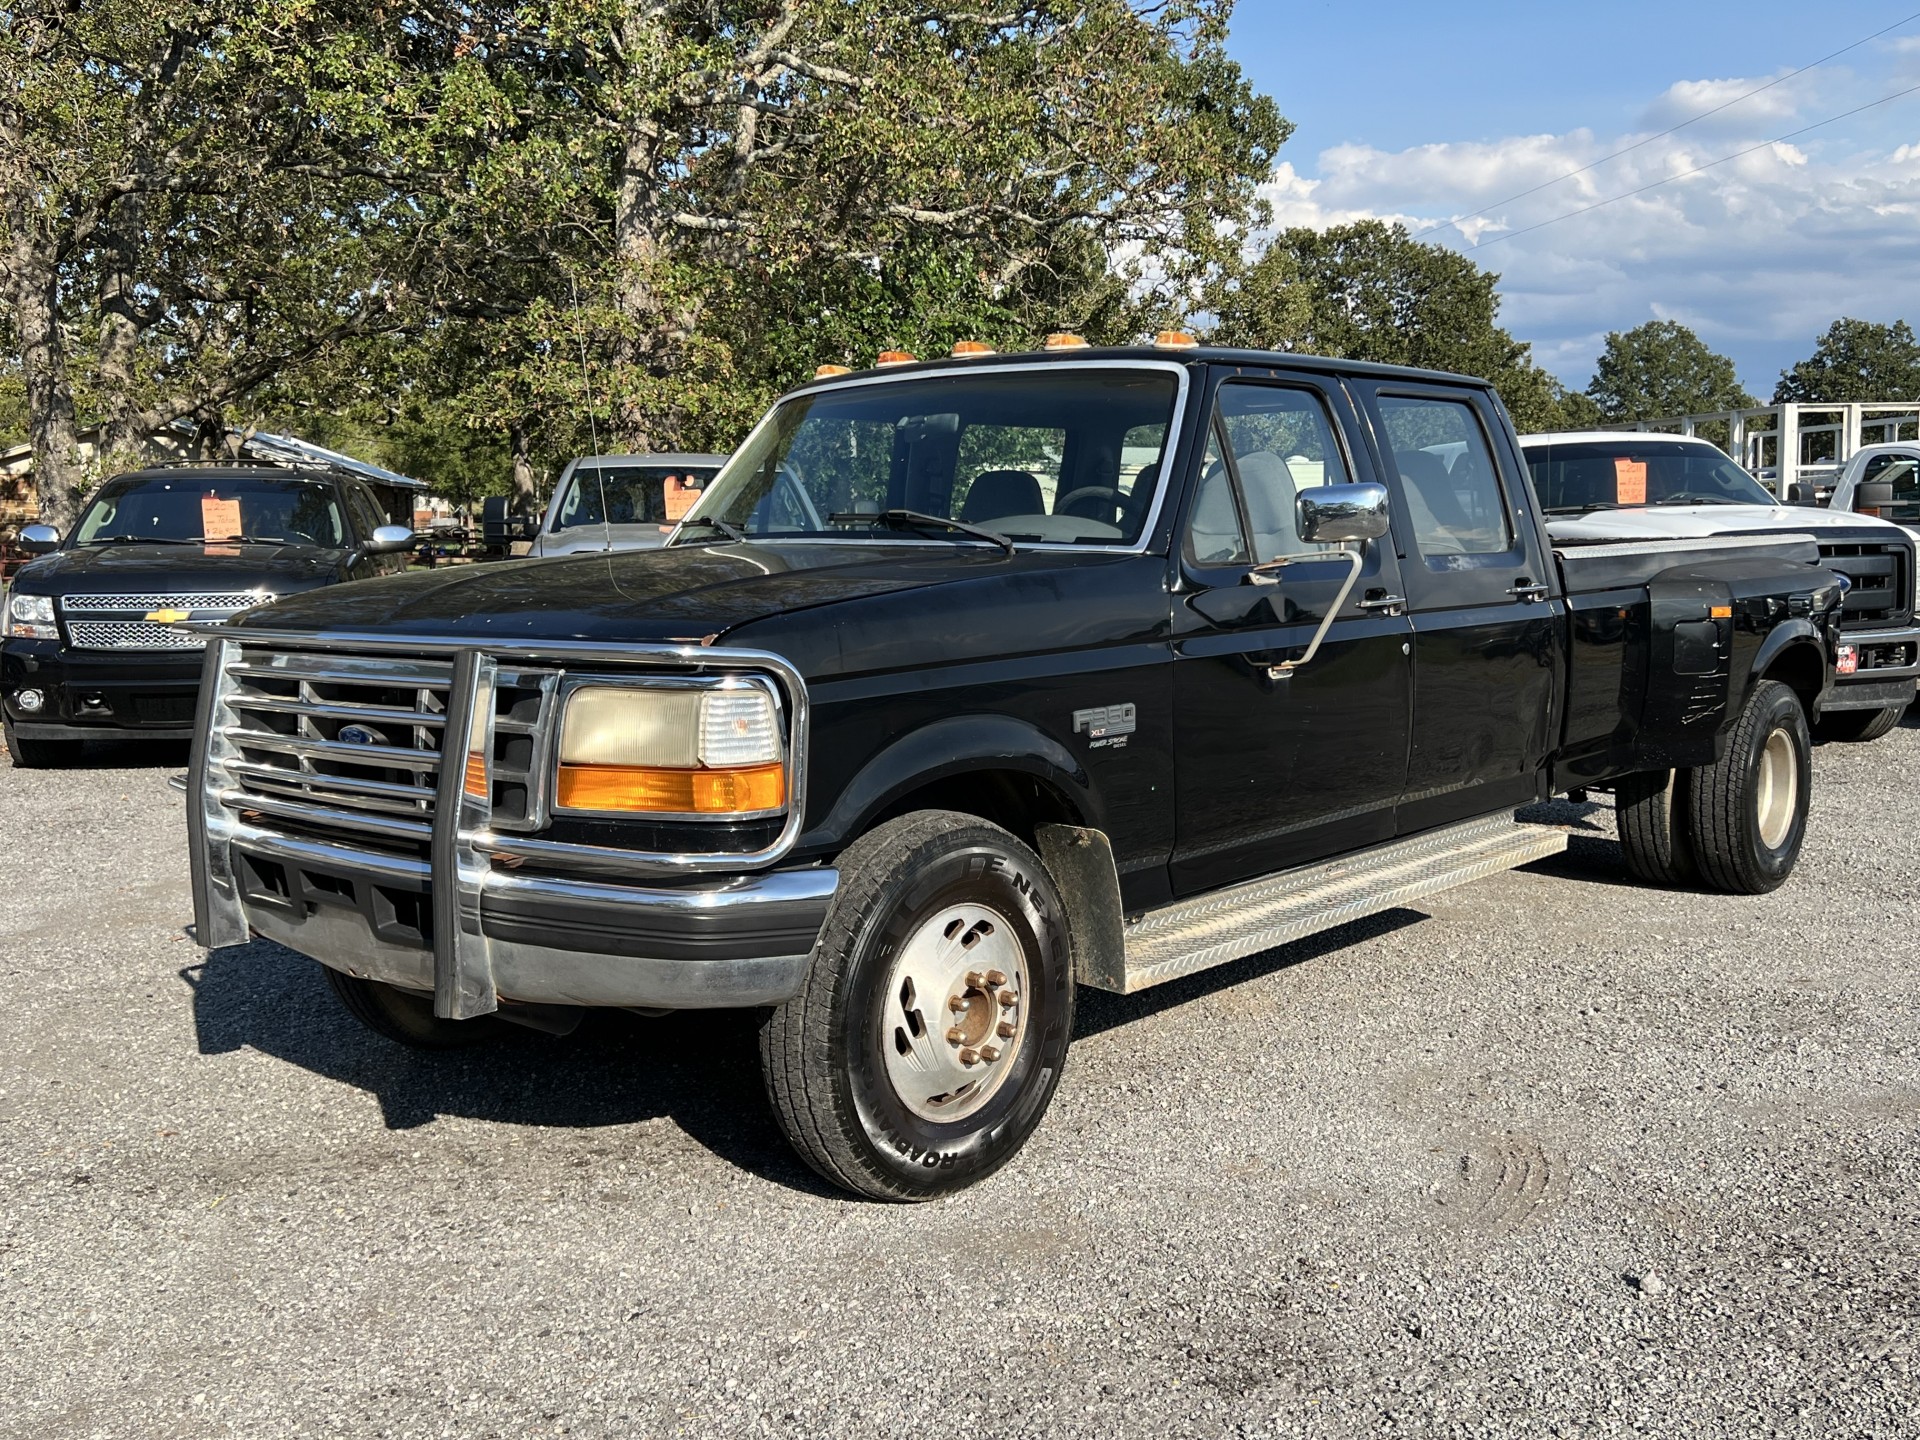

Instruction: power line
[1468,78,1920,250]
[1412,7,1920,243]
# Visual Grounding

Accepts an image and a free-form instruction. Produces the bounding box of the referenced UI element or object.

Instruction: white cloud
[1255,74,1920,392]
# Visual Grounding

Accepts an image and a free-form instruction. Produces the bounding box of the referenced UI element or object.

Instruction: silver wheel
[880,902,1028,1123]
[1755,726,1798,849]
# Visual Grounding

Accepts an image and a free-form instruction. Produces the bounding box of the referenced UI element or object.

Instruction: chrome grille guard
[187,626,814,1020]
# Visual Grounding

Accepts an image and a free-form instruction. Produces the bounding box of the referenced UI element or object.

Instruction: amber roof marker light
[875,350,917,367]
[813,364,852,379]
[1153,331,1200,350]
[1043,333,1090,351]
[951,340,996,358]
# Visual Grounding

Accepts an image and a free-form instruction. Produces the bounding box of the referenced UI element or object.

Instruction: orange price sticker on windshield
[662,474,698,521]
[201,494,242,540]
[1613,458,1648,505]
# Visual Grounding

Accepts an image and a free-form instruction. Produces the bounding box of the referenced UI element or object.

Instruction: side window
[346,484,388,540]
[1375,395,1514,559]
[1184,382,1351,566]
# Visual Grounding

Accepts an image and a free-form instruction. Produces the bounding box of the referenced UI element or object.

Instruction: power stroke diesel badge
[1073,703,1136,749]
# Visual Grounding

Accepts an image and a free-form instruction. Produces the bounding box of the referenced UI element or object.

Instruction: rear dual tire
[1616,680,1811,895]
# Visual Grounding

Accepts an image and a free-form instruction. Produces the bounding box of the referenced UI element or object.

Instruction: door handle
[1356,592,1406,615]
[1508,579,1551,602]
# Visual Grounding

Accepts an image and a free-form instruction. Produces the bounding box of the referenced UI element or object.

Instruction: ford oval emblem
[337,724,387,748]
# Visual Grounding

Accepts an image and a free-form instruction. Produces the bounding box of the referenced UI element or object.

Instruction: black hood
[231,540,1102,644]
[13,541,344,596]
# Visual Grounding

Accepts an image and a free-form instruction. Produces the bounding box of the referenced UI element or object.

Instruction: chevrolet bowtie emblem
[145,608,192,623]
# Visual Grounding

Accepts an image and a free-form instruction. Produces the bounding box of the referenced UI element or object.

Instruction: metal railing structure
[1605,402,1920,498]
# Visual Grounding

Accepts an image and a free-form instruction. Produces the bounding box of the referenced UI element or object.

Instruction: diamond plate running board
[1118,814,1567,994]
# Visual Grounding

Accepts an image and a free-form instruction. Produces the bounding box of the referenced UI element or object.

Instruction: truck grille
[218,647,554,854]
[66,619,207,651]
[1818,541,1913,629]
[60,591,273,650]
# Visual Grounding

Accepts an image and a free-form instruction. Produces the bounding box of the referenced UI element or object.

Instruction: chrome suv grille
[1818,540,1914,630]
[66,619,208,651]
[219,647,554,855]
[60,591,272,650]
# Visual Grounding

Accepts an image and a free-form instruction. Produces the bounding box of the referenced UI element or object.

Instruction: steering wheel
[1056,485,1142,530]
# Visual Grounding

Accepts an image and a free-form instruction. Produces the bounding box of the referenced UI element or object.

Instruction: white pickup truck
[1820,443,1920,528]
[1522,431,1920,742]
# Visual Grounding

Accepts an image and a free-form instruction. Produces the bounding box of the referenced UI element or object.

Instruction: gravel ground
[2,722,1918,1440]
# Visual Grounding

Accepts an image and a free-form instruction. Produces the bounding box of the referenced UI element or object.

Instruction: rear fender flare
[803,714,1097,851]
[1746,621,1828,713]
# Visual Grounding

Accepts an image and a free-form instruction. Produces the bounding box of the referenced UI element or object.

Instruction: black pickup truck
[186,344,1843,1200]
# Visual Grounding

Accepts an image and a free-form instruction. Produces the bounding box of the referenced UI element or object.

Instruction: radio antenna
[568,269,613,554]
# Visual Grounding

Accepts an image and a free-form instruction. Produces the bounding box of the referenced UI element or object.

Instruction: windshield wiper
[86,534,199,545]
[827,508,1015,554]
[670,515,746,544]
[1542,503,1624,515]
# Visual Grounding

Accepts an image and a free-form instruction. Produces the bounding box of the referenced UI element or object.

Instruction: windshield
[552,463,724,531]
[680,368,1180,546]
[74,473,346,546]
[1525,439,1775,511]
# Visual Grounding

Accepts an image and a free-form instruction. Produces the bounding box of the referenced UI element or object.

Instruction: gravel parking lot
[2,723,1918,1439]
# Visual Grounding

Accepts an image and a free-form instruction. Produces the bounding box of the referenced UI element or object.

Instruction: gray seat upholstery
[1397,449,1475,553]
[1236,450,1301,560]
[961,469,1044,523]
[1188,459,1245,564]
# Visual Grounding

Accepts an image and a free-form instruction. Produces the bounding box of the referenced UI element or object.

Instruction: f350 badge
[1073,703,1136,750]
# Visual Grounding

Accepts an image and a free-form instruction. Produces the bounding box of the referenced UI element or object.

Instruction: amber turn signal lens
[1709,605,1732,619]
[464,752,488,798]
[555,762,786,815]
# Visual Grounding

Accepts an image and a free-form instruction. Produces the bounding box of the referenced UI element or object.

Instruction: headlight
[554,682,786,816]
[6,593,57,640]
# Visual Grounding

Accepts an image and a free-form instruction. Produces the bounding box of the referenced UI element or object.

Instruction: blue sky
[1224,1,1920,398]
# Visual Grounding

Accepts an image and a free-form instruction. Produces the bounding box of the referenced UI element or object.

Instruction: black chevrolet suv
[2,464,416,765]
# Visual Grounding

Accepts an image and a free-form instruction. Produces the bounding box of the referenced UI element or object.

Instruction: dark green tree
[1586,321,1753,421]
[1774,318,1920,403]
[1205,220,1569,433]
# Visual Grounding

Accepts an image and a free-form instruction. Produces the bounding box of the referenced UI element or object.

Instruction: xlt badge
[1073,703,1136,749]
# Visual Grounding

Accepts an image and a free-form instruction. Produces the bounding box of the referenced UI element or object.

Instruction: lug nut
[959,1048,979,1067]
[997,1020,1016,1039]
[965,970,985,989]
[948,995,968,1013]
[985,969,1007,986]
[979,1045,1000,1062]
[946,1027,966,1045]
[997,990,1017,1007]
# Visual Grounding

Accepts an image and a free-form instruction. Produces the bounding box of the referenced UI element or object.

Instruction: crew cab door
[1169,375,1414,897]
[1349,381,1561,833]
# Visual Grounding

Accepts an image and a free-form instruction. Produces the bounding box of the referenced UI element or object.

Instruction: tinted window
[686,370,1180,546]
[1377,396,1513,558]
[1524,439,1775,511]
[74,473,346,548]
[1860,452,1920,521]
[554,464,722,531]
[345,484,388,540]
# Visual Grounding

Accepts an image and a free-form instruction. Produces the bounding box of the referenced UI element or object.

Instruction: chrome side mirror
[18,523,60,554]
[364,524,417,555]
[1297,482,1390,545]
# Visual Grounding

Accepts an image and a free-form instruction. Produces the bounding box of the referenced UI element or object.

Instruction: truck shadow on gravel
[180,939,842,1198]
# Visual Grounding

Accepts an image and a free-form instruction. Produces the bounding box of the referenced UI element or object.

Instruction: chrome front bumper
[1830,621,1920,710]
[188,632,834,1015]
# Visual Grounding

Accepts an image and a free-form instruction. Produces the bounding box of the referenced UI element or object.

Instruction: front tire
[323,966,504,1049]
[4,721,81,768]
[1687,680,1811,894]
[760,811,1075,1201]
[1814,704,1905,743]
